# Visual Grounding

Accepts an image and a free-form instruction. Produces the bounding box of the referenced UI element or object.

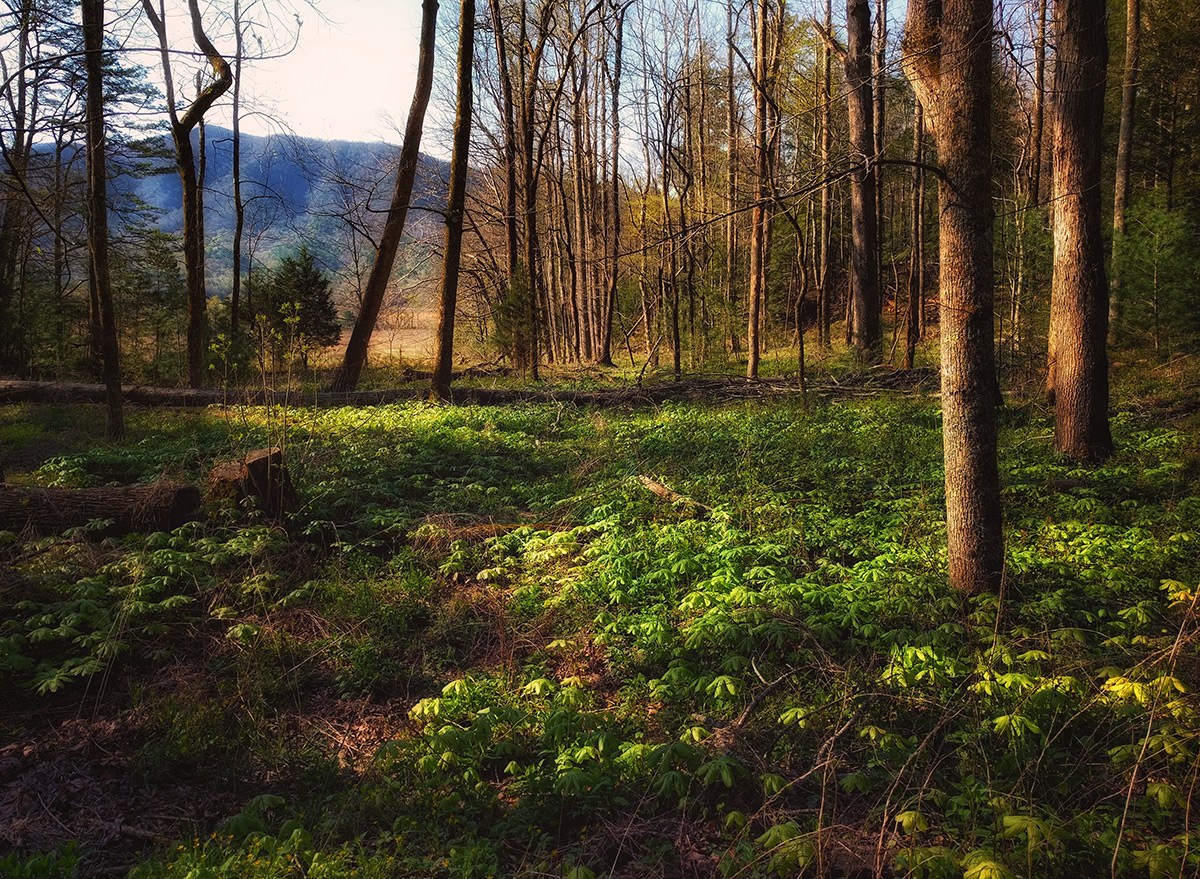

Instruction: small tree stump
[206,448,295,518]
[0,481,201,537]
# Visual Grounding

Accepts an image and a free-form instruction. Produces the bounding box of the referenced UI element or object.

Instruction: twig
[95,821,172,845]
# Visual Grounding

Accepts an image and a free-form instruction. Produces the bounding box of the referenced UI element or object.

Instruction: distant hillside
[120,126,449,286]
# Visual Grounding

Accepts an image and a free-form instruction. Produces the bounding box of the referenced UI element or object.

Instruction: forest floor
[1,357,1199,878]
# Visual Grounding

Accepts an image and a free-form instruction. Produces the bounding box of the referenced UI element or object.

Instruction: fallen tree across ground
[0,481,202,536]
[0,370,940,410]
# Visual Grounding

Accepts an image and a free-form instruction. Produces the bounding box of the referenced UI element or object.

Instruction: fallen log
[0,481,201,537]
[637,475,711,519]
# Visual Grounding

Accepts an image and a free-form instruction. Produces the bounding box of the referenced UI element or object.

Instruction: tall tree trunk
[904,101,924,371]
[332,0,437,392]
[517,0,554,381]
[1048,0,1113,462]
[725,1,741,355]
[819,0,832,349]
[746,0,769,379]
[1030,0,1048,205]
[597,1,626,367]
[903,0,1003,594]
[1109,0,1139,344]
[431,0,475,401]
[571,66,594,363]
[231,0,245,334]
[83,0,123,438]
[490,0,519,289]
[141,0,231,389]
[845,0,880,361]
[873,0,886,334]
[0,0,34,369]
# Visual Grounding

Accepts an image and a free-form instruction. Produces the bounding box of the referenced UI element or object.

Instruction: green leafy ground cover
[1,390,1198,877]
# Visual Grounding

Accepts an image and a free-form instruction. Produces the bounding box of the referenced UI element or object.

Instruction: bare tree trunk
[83,0,123,438]
[903,0,1003,594]
[819,0,832,349]
[141,0,231,389]
[1030,0,1048,206]
[746,0,769,379]
[0,0,34,369]
[904,101,924,371]
[571,66,594,363]
[431,0,475,402]
[725,1,741,356]
[597,1,627,367]
[332,0,437,392]
[873,0,886,335]
[1109,0,1140,344]
[490,0,519,290]
[1049,0,1113,462]
[231,0,245,334]
[845,0,880,361]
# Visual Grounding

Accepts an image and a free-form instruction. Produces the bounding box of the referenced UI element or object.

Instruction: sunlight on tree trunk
[1049,0,1114,462]
[1109,0,1141,344]
[903,0,1003,594]
[431,0,475,402]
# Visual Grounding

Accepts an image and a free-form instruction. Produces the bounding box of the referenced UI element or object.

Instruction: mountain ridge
[121,125,449,285]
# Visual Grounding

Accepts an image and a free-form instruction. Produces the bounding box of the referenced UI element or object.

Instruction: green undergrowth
[1,395,1197,878]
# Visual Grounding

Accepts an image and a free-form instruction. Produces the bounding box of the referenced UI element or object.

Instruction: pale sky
[235,0,424,144]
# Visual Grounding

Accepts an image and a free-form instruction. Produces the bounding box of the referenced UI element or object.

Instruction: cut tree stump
[206,447,295,518]
[0,481,201,537]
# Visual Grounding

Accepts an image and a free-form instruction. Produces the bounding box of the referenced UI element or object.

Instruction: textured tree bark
[82,0,123,439]
[331,0,437,392]
[141,0,231,389]
[903,0,1004,594]
[846,0,880,361]
[0,482,201,537]
[904,102,924,371]
[206,448,295,519]
[1049,0,1113,462]
[431,0,475,402]
[1109,0,1140,344]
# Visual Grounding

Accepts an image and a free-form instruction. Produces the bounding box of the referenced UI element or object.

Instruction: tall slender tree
[904,101,924,370]
[904,0,1004,594]
[1109,0,1140,343]
[845,0,879,360]
[82,0,122,437]
[332,0,438,392]
[746,0,772,379]
[817,0,833,349]
[141,0,232,388]
[431,0,476,401]
[1047,0,1113,461]
[817,0,880,361]
[725,0,741,355]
